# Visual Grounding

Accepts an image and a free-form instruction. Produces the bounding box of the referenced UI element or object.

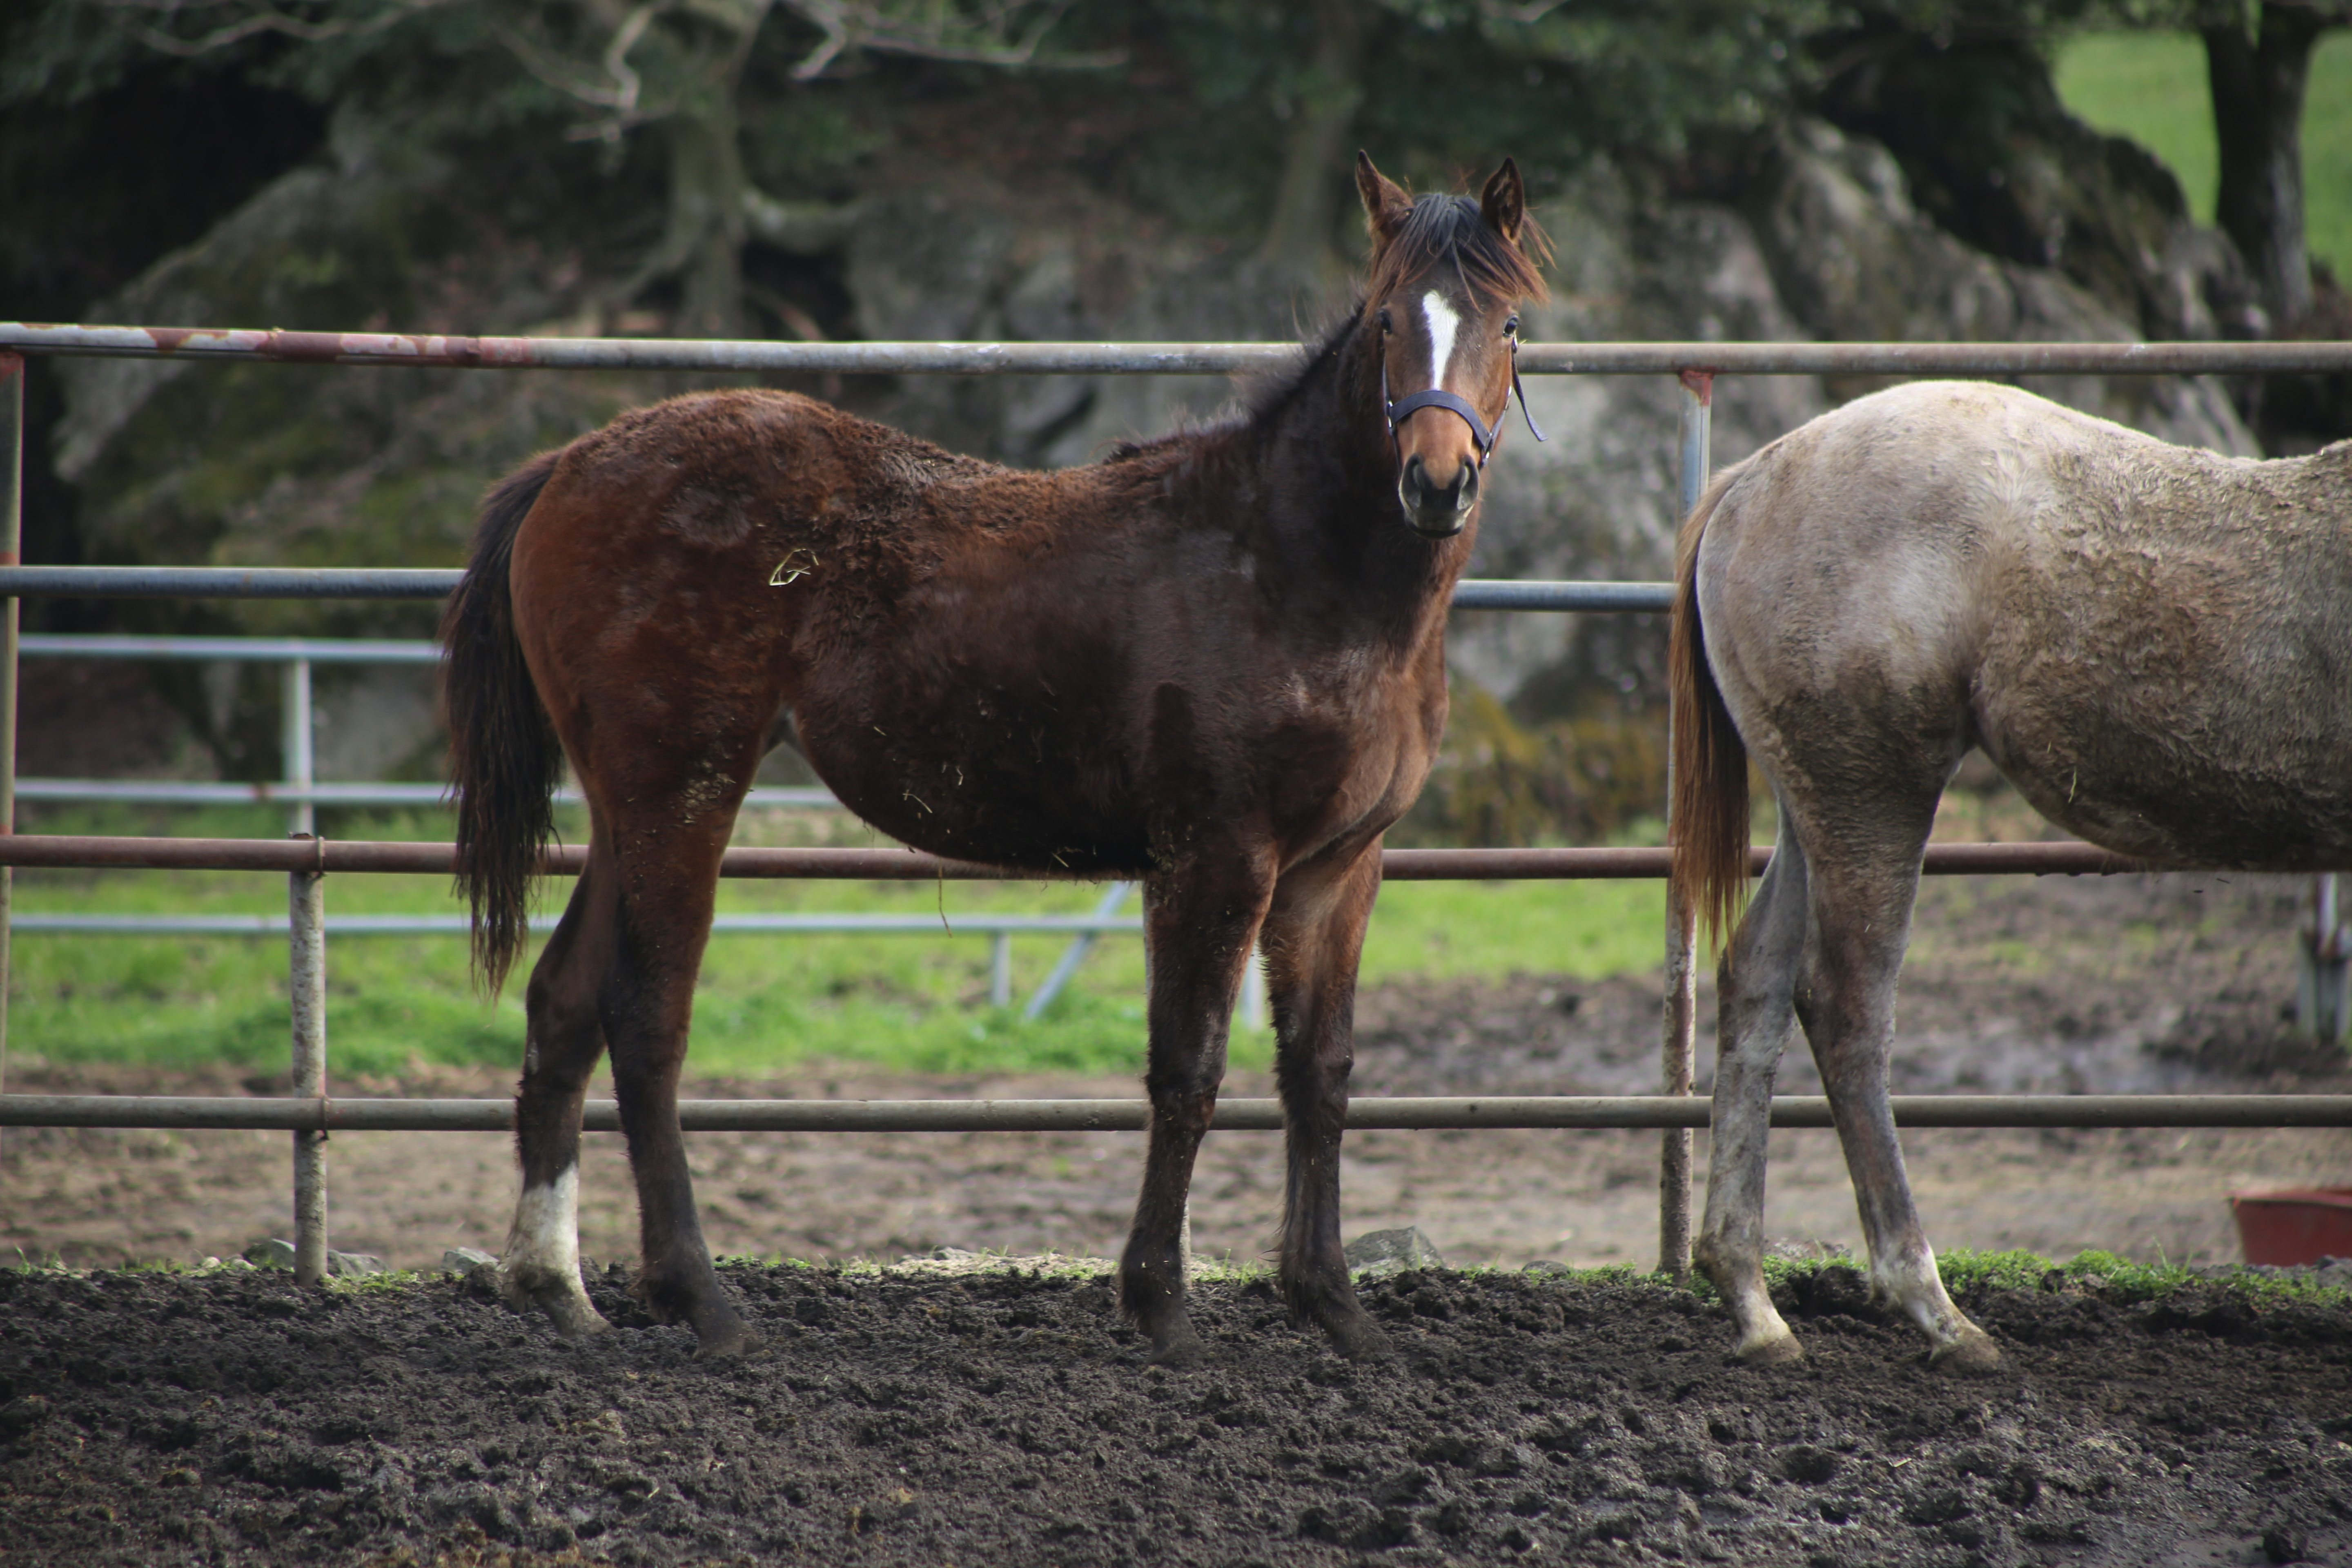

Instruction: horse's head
[1356,153,1552,539]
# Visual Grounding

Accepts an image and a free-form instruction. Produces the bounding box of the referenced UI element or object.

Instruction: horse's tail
[441,449,564,996]
[1668,466,1751,950]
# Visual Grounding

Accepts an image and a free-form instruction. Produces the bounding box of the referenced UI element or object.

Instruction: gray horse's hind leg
[1696,814,1810,1362]
[1800,842,2000,1374]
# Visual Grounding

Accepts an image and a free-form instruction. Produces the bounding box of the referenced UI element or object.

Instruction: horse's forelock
[1365,192,1551,312]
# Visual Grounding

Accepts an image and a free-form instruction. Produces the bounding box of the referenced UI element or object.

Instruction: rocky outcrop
[1746,119,2258,459]
[53,113,2273,764]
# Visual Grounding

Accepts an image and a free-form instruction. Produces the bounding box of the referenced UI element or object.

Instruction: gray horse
[1669,379,2352,1371]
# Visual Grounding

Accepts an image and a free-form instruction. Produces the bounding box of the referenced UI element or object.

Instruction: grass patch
[1740,1245,2352,1311]
[2054,29,2352,283]
[6,805,1665,1081]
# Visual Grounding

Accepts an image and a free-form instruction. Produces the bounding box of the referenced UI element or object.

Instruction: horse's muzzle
[1399,453,1479,538]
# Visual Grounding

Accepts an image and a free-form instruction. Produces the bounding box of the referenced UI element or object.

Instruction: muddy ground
[4,1252,2350,1566]
[4,866,2352,1562]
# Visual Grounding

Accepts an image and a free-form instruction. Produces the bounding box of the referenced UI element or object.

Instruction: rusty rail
[0,835,2160,879]
[7,1092,2348,1134]
[7,323,2352,377]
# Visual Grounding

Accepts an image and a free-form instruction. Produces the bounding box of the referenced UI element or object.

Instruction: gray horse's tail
[1669,468,1751,949]
[441,448,563,996]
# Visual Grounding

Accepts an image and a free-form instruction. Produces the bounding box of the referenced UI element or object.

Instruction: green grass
[3,804,1666,1082]
[2054,29,2352,284]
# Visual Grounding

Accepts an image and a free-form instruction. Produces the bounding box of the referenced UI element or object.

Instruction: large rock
[53,111,2275,765]
[49,128,717,775]
[1746,119,2259,460]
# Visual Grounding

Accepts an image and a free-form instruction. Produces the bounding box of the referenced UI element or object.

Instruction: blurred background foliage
[2,0,2348,815]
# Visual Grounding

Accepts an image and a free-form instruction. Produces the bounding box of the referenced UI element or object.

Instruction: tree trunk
[667,93,749,339]
[2204,2,2327,330]
[609,3,768,339]
[1257,0,1374,275]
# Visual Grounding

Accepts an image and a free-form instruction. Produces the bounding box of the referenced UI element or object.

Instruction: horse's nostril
[1401,454,1428,494]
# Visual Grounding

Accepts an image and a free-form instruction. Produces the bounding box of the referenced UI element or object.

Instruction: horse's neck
[1219,331,1463,625]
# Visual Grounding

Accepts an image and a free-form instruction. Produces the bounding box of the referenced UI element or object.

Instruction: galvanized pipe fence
[4,326,2352,1289]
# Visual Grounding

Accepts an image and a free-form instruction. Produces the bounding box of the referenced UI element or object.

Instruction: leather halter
[1381,334,1548,469]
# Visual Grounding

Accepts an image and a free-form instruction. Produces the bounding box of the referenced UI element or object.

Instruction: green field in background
[2054,29,2352,284]
[6,805,1666,1081]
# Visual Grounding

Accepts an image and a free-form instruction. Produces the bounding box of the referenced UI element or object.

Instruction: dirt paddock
[4,871,2351,1564]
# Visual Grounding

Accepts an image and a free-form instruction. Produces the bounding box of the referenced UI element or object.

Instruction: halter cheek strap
[1381,338,1549,468]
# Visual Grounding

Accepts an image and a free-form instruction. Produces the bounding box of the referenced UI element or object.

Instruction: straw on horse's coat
[442,155,1550,1365]
[1671,380,2352,1370]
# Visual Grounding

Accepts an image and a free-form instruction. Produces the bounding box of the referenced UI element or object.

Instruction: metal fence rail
[0,566,1673,609]
[8,1093,2348,1134]
[9,322,2352,376]
[1,328,2343,1287]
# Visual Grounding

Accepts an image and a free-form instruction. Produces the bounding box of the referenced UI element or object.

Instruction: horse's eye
[1377,308,1393,334]
[1504,316,1520,338]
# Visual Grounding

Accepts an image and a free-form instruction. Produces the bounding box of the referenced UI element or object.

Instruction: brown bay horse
[441,155,1550,1363]
[1670,379,2352,1372]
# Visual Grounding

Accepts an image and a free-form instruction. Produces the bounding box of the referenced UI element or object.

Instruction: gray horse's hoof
[1928,1330,2002,1376]
[538,1288,614,1341]
[1735,1332,1806,1367]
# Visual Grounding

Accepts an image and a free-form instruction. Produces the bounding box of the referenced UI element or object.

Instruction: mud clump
[3,1261,2348,1564]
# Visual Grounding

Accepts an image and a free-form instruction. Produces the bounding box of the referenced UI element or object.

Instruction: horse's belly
[797,706,1151,875]
[1979,699,2352,869]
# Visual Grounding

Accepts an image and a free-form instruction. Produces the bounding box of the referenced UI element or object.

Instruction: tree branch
[776,0,1121,81]
[88,0,457,56]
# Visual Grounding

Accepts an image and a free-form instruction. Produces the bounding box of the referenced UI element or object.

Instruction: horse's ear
[1357,151,1412,249]
[1480,157,1526,247]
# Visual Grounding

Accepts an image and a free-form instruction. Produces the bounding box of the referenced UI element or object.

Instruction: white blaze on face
[1420,289,1461,391]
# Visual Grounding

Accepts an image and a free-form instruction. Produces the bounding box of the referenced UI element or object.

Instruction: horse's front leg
[1261,845,1389,1359]
[1802,846,2000,1374]
[1118,853,1274,1367]
[1693,820,1807,1364]
[497,847,619,1340]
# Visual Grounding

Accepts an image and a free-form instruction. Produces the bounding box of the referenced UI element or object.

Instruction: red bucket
[2228,1187,2352,1266]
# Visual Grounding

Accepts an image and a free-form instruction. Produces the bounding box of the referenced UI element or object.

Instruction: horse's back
[1697,381,2352,869]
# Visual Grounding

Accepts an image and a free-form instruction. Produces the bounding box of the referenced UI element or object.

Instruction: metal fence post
[0,354,20,1150]
[283,655,313,837]
[1023,881,1133,1020]
[1660,367,1713,1282]
[989,932,1013,1008]
[2296,872,2350,1042]
[289,834,328,1285]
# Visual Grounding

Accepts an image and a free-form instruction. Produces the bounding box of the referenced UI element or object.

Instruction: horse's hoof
[694,1324,763,1360]
[1735,1332,1806,1367]
[1146,1327,1209,1369]
[1326,1316,1393,1362]
[536,1287,613,1341]
[1927,1331,2002,1376]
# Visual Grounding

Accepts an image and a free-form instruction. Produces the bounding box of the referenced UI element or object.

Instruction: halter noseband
[1380,335,1548,469]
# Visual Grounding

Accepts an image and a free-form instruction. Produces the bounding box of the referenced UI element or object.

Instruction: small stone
[244,1238,297,1270]
[327,1250,387,1278]
[1345,1227,1447,1281]
[441,1247,497,1275]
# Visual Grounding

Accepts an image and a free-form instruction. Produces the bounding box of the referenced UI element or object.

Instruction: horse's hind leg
[1801,837,2000,1374]
[597,806,758,1357]
[1262,845,1389,1359]
[1694,814,1809,1364]
[497,843,622,1339]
